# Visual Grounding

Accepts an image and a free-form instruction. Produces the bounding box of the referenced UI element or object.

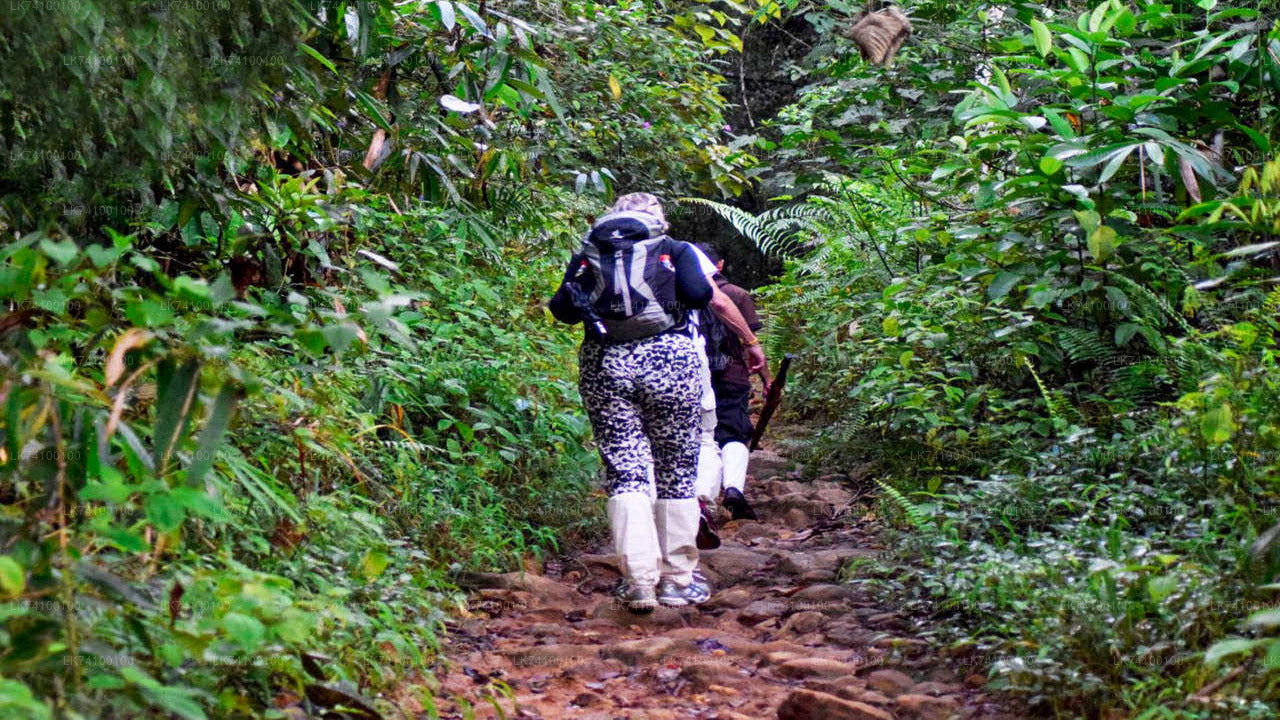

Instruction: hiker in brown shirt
[694,243,769,520]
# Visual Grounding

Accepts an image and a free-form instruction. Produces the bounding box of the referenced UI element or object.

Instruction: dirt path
[425,443,1014,720]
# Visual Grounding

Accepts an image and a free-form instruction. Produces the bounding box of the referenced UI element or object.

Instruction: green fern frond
[1105,271,1194,335]
[1054,327,1117,365]
[1262,286,1280,315]
[1023,358,1083,429]
[875,478,930,530]
[1104,361,1169,402]
[678,197,825,258]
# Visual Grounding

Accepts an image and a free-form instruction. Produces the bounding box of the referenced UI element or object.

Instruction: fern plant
[1024,358,1086,431]
[678,196,830,257]
[875,478,931,531]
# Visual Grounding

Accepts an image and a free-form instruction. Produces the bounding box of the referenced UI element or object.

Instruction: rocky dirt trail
[426,443,1014,720]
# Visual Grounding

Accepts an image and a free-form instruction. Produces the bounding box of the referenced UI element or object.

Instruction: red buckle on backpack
[659,254,674,271]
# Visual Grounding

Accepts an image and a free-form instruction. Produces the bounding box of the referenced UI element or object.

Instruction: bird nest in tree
[844,7,913,67]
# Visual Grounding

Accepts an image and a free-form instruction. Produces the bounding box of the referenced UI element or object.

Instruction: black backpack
[699,303,732,371]
[572,211,687,342]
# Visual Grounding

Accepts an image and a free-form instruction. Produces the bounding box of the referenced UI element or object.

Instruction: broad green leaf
[1147,574,1177,602]
[360,548,390,581]
[1039,156,1063,175]
[1115,323,1141,346]
[299,43,337,74]
[608,74,621,101]
[96,527,150,553]
[0,557,25,600]
[295,329,328,356]
[124,298,175,328]
[221,612,265,649]
[321,323,362,355]
[1098,145,1137,184]
[355,90,393,130]
[1267,641,1280,670]
[171,487,227,523]
[39,238,79,266]
[1205,638,1260,666]
[0,679,51,720]
[146,493,186,533]
[1030,19,1052,56]
[455,2,490,37]
[153,358,200,471]
[1074,209,1101,234]
[987,271,1023,300]
[1236,124,1272,153]
[435,0,456,30]
[1114,8,1136,35]
[186,385,237,487]
[1200,403,1235,445]
[81,467,132,504]
[1087,225,1118,264]
[1246,608,1280,628]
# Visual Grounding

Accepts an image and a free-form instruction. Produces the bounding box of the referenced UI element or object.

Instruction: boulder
[705,587,755,610]
[783,508,812,529]
[776,552,818,577]
[866,612,908,631]
[911,681,963,696]
[590,599,686,628]
[661,627,759,655]
[783,611,828,634]
[806,676,867,701]
[458,571,577,605]
[749,449,791,478]
[701,546,776,585]
[601,636,687,665]
[866,668,915,696]
[739,599,789,625]
[724,520,777,542]
[776,689,895,720]
[502,644,598,670]
[760,650,807,667]
[680,661,747,690]
[790,584,854,606]
[775,657,860,679]
[895,693,962,720]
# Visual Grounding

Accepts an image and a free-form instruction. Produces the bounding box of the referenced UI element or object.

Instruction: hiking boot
[616,580,658,614]
[656,576,711,607]
[696,499,721,550]
[722,487,758,521]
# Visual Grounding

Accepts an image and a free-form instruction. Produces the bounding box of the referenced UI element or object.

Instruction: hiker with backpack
[693,243,766,522]
[548,193,764,613]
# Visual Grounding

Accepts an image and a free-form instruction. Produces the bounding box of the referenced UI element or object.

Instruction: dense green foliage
[709,1,1280,717]
[4,0,1280,718]
[0,1,768,717]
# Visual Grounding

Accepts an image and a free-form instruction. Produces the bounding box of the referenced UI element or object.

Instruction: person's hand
[744,343,768,375]
[756,368,772,396]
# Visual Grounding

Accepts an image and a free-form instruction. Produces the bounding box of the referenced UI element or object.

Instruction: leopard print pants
[579,333,702,499]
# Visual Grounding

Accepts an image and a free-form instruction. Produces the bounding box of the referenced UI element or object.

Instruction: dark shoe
[722,487,758,521]
[696,500,721,550]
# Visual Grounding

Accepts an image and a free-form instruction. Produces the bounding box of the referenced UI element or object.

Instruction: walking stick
[750,354,793,451]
